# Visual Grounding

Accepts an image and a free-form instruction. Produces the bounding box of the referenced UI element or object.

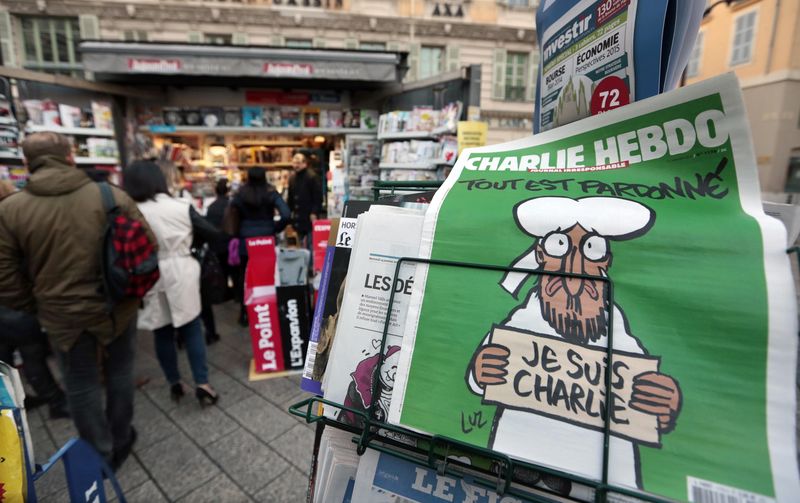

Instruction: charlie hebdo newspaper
[389,73,800,502]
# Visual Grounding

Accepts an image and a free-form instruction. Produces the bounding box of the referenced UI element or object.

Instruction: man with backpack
[0,132,158,470]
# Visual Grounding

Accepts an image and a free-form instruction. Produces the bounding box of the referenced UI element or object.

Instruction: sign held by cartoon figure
[465,196,681,488]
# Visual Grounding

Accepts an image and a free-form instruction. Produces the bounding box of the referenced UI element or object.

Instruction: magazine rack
[291,183,799,502]
[290,251,679,503]
[371,180,442,200]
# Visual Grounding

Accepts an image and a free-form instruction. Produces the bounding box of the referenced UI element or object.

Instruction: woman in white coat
[124,161,221,406]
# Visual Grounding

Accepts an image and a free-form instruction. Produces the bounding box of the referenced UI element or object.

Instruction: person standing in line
[287,152,322,249]
[0,179,69,419]
[196,179,231,345]
[0,132,155,469]
[123,160,221,406]
[226,167,291,326]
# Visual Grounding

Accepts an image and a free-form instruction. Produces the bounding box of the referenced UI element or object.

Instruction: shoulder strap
[98,182,118,214]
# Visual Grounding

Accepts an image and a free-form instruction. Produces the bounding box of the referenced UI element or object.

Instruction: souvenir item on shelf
[163,107,183,126]
[58,104,82,129]
[264,107,282,127]
[42,100,62,127]
[242,106,264,127]
[183,108,202,127]
[360,110,379,130]
[22,100,44,126]
[304,108,320,128]
[200,107,223,128]
[91,100,113,130]
[223,107,242,126]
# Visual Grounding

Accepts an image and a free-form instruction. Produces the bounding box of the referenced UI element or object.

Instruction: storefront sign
[81,42,400,82]
[456,121,488,154]
[264,63,314,78]
[276,285,311,371]
[245,237,284,374]
[127,58,182,73]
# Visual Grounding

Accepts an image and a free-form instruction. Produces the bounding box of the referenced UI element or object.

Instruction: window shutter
[406,42,420,81]
[387,41,399,52]
[0,11,15,66]
[232,33,248,45]
[526,50,539,102]
[446,45,460,72]
[313,38,325,48]
[272,34,284,46]
[78,14,100,40]
[187,31,203,43]
[492,48,507,100]
[344,38,358,49]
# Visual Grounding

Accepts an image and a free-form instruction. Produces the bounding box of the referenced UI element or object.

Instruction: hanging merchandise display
[534,0,705,132]
[387,73,799,502]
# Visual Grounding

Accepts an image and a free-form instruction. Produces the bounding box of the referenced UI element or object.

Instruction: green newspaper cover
[389,73,799,502]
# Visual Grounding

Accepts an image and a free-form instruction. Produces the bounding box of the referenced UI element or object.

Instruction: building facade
[0,0,540,144]
[685,0,800,195]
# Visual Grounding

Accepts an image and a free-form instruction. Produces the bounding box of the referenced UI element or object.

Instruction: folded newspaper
[389,73,800,502]
[535,0,705,132]
[322,206,425,424]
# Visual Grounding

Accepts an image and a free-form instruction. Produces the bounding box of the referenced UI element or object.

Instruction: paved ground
[28,301,316,503]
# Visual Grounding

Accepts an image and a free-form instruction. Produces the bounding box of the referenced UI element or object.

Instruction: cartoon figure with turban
[466,197,682,491]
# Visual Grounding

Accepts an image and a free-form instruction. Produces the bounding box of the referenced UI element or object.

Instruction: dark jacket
[206,195,228,229]
[288,168,322,234]
[231,188,290,255]
[204,195,230,256]
[0,156,157,351]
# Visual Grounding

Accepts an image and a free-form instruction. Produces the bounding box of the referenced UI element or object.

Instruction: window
[784,150,800,193]
[686,31,704,78]
[360,41,386,51]
[419,46,444,80]
[507,0,532,7]
[286,39,313,48]
[20,16,82,76]
[730,10,757,66]
[204,33,232,45]
[123,30,148,42]
[505,52,528,101]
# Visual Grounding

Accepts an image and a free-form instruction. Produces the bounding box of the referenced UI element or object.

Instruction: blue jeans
[153,316,209,386]
[55,320,136,463]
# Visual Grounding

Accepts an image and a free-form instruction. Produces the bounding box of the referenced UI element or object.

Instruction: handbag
[196,244,228,305]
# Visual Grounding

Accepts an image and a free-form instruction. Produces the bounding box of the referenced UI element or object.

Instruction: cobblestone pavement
[30,301,316,502]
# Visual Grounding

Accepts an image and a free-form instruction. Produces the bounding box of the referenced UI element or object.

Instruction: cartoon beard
[535,277,609,345]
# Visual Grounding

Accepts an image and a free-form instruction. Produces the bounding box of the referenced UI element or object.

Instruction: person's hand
[629,372,682,433]
[473,344,510,387]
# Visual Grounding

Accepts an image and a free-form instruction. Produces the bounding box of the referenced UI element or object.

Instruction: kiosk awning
[80,41,405,85]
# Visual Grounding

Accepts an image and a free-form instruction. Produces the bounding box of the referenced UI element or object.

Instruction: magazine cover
[389,74,799,501]
[322,206,424,424]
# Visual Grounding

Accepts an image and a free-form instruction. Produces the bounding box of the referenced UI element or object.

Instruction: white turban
[500,197,655,297]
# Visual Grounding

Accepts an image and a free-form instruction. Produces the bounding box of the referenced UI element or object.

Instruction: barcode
[302,341,318,381]
[687,477,774,503]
